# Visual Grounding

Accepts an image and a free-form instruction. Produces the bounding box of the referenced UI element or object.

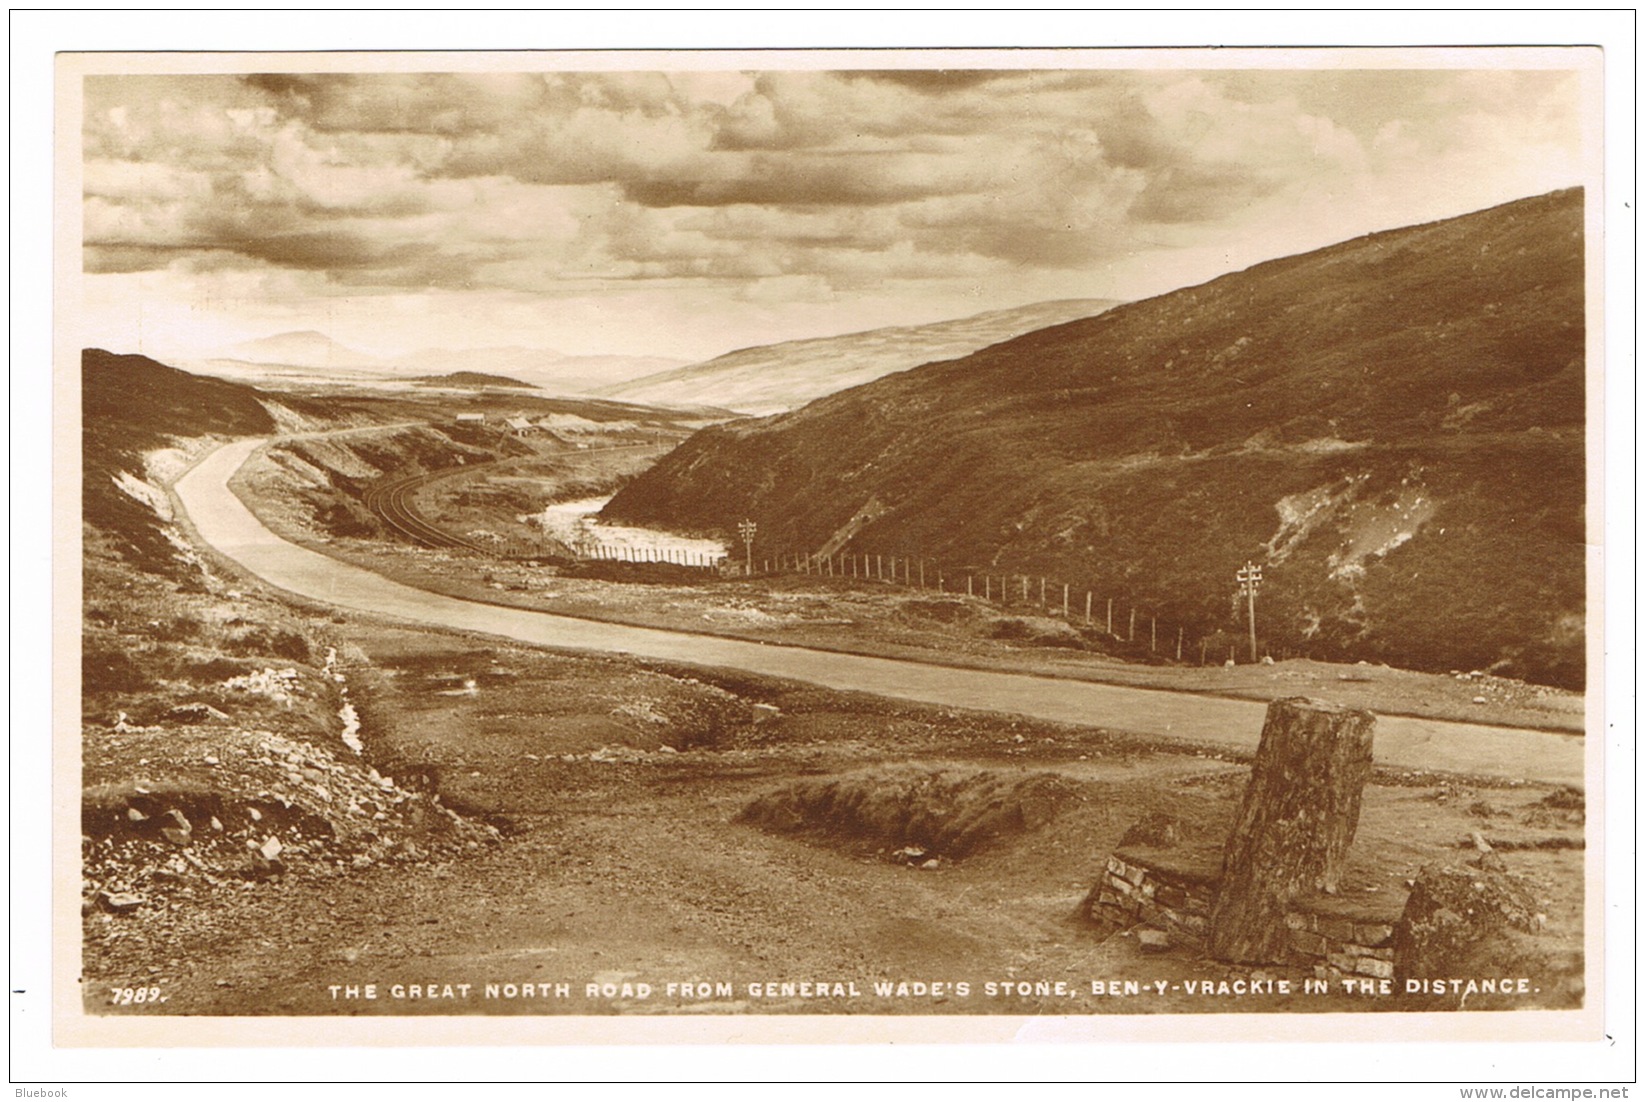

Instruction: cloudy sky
[79,62,1588,365]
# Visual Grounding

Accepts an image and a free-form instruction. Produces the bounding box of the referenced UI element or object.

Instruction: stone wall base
[1091,854,1396,979]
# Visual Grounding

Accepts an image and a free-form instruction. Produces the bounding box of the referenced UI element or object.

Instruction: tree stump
[1207,697,1376,963]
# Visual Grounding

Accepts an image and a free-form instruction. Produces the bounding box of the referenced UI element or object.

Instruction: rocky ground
[84,610,1586,1018]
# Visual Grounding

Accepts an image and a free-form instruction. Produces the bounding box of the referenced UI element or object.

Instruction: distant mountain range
[224,330,382,369]
[597,299,1122,415]
[606,190,1587,687]
[395,347,687,394]
[197,301,1124,412]
[202,334,687,396]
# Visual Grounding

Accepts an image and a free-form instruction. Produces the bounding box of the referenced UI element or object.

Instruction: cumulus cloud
[80,64,1586,358]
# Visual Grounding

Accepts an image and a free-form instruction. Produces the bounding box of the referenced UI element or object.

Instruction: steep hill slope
[82,349,296,576]
[605,190,1587,686]
[599,299,1120,414]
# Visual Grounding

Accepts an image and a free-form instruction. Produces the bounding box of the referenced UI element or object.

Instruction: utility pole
[738,519,757,576]
[1237,560,1263,662]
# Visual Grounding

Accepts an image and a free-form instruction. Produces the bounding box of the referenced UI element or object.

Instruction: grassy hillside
[600,298,1120,414]
[82,349,292,576]
[606,190,1586,686]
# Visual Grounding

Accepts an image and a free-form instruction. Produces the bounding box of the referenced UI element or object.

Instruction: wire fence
[483,531,1264,665]
[482,529,730,570]
[735,548,1256,665]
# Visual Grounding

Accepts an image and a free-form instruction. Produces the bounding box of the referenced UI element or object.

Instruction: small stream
[534,495,728,561]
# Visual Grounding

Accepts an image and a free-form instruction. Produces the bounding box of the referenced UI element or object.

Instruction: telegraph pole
[738,519,757,576]
[1236,561,1263,662]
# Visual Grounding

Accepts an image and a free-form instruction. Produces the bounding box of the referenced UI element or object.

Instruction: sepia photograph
[27,20,1629,1078]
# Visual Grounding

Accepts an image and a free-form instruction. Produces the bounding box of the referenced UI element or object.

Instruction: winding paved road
[179,437,1585,786]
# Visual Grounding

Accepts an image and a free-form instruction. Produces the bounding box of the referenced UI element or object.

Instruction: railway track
[362,466,494,552]
[362,439,678,556]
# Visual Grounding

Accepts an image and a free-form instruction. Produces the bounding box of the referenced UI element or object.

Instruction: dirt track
[179,437,1585,786]
[86,622,1583,1018]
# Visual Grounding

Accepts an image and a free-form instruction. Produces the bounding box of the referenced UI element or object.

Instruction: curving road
[179,437,1586,786]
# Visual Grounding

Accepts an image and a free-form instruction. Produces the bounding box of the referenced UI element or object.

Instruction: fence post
[1107,598,1113,635]
[1129,607,1136,642]
[1062,584,1069,617]
[1085,591,1093,624]
[1177,626,1184,661]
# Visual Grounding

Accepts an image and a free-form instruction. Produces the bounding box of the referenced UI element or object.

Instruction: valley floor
[230,429,1584,737]
[77,424,1591,1025]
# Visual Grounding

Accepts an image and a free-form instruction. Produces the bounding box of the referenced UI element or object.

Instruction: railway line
[361,438,679,555]
[361,466,494,552]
